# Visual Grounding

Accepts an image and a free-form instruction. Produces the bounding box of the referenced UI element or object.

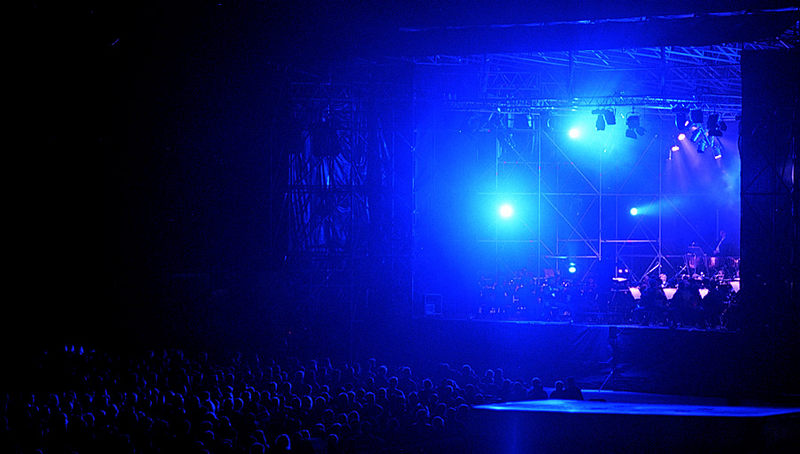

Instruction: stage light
[672,105,689,130]
[711,139,723,159]
[595,114,605,131]
[690,108,704,124]
[625,115,644,138]
[568,262,577,274]
[707,113,723,136]
[697,136,709,153]
[675,112,688,130]
[603,109,616,125]
[671,145,680,152]
[499,203,514,218]
[677,133,686,141]
[630,207,639,216]
[691,128,704,143]
[568,127,581,139]
[707,113,718,129]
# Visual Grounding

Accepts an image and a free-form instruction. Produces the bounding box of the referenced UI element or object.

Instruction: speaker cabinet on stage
[740,48,800,391]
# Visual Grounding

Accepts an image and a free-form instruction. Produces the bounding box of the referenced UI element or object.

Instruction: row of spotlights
[670,128,723,159]
[674,106,728,137]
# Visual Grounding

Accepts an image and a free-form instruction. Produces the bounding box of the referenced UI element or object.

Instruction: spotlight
[671,145,680,152]
[630,207,639,216]
[568,127,581,139]
[691,128,704,143]
[675,112,688,130]
[707,113,723,136]
[677,133,686,141]
[690,108,704,124]
[707,113,719,129]
[499,203,514,219]
[568,262,577,274]
[603,109,616,125]
[595,114,606,131]
[711,138,723,159]
[672,105,689,130]
[697,136,709,153]
[625,115,643,138]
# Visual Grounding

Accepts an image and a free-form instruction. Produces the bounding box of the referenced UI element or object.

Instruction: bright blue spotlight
[568,127,581,139]
[499,203,514,219]
[568,262,577,274]
[630,207,639,216]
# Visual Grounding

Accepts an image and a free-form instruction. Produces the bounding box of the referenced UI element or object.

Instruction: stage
[400,317,758,397]
[468,394,800,453]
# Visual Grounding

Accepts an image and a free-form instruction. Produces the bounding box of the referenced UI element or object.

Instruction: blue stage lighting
[697,136,709,153]
[568,127,581,139]
[712,140,723,160]
[499,203,514,218]
[568,262,577,274]
[677,133,686,141]
[630,207,639,216]
[691,128,704,143]
[675,111,688,130]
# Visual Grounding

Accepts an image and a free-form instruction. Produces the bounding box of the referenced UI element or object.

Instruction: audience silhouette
[2,346,590,453]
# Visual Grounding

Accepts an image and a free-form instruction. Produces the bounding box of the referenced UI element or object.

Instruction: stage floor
[432,315,739,332]
[477,398,800,418]
[468,392,800,453]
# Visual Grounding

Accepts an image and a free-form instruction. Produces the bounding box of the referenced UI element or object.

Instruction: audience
[1,346,586,453]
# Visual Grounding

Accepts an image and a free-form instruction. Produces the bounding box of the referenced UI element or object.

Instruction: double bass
[708,230,726,270]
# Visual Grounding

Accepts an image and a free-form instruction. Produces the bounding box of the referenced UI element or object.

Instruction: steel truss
[408,24,799,119]
[489,115,672,283]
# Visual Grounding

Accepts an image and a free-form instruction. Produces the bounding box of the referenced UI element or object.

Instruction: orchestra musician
[685,241,706,276]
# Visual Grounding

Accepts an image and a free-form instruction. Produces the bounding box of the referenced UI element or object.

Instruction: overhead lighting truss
[406,22,799,119]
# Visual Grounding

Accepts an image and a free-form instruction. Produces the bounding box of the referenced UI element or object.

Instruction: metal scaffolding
[408,27,799,118]
[283,67,414,345]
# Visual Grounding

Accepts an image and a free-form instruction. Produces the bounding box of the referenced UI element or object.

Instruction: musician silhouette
[686,241,706,276]
[713,230,727,255]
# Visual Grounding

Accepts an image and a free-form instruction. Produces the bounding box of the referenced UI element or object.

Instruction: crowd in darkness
[2,347,584,453]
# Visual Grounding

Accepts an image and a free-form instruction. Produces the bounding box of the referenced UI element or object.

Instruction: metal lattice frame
[407,25,799,118]
[483,113,672,282]
[285,72,414,334]
[419,104,735,293]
